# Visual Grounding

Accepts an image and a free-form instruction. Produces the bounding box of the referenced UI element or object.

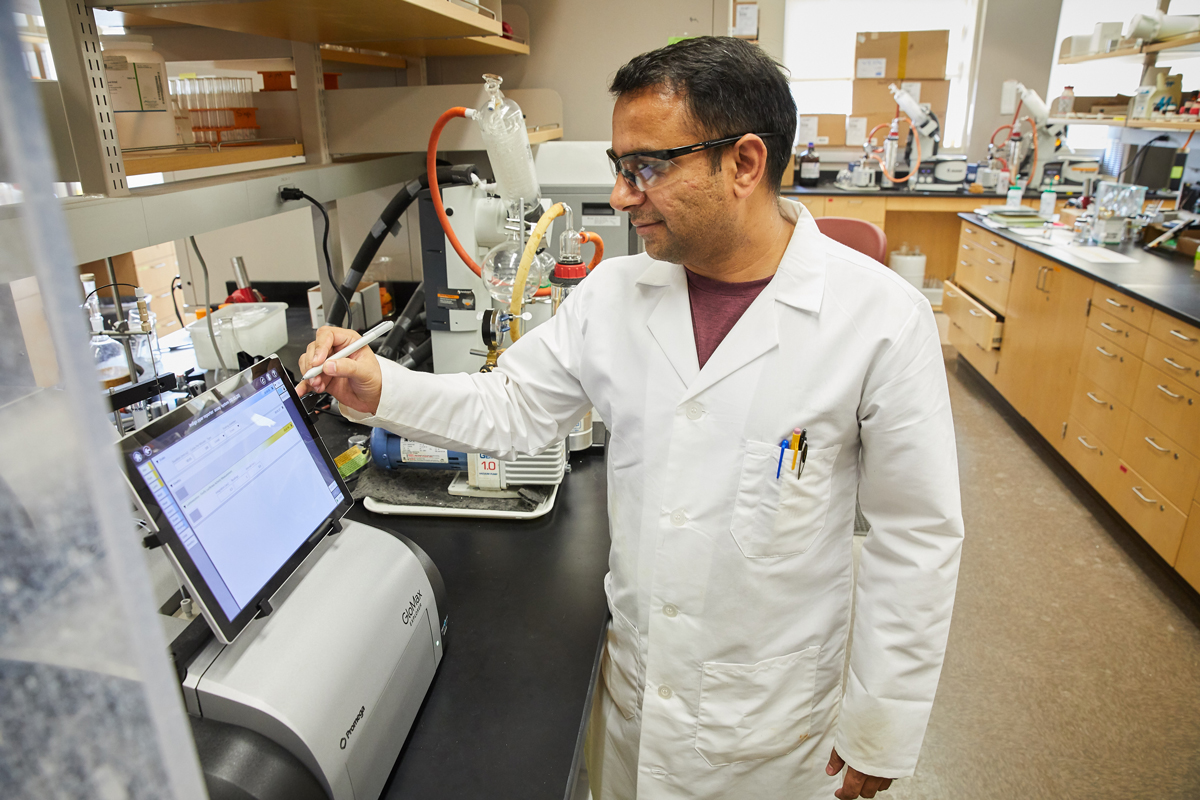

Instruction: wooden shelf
[319,45,408,70]
[122,142,304,176]
[109,0,502,47]
[352,35,529,58]
[527,127,563,145]
[1127,119,1200,131]
[1058,44,1143,65]
[1047,116,1127,126]
[1144,32,1200,55]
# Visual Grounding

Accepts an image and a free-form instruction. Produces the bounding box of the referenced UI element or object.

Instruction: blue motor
[370,428,469,470]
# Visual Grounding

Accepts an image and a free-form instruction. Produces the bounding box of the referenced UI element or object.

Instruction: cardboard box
[854,30,948,80]
[853,79,950,125]
[797,114,846,147]
[781,154,795,187]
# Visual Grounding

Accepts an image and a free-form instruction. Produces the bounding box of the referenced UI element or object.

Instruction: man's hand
[297,325,383,415]
[827,748,892,799]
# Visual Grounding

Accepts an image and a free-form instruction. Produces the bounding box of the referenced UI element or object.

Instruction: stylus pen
[302,320,394,380]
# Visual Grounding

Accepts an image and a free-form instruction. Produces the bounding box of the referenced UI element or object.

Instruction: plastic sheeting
[0,2,208,798]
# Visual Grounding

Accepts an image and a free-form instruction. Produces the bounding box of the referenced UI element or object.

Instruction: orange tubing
[1021,116,1038,186]
[871,114,921,184]
[581,231,604,270]
[428,107,482,277]
[991,124,1013,147]
[866,122,891,144]
[428,106,550,297]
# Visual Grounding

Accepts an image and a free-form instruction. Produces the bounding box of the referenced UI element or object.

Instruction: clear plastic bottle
[474,74,540,216]
[1053,86,1075,116]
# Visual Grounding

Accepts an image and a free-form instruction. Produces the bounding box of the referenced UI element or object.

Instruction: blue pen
[776,440,787,479]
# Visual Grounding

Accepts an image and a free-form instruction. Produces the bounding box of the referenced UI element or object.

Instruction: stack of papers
[974,206,1048,228]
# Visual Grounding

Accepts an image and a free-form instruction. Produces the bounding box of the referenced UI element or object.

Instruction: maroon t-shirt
[685,268,773,369]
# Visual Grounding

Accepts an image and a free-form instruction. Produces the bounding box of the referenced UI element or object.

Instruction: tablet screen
[122,358,350,642]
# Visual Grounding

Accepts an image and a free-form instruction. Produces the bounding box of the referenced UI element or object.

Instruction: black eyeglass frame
[606,132,785,179]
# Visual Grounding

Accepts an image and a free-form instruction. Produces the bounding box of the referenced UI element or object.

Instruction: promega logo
[401,590,423,626]
[339,705,365,750]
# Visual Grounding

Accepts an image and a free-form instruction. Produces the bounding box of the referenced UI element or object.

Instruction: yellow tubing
[509,202,566,341]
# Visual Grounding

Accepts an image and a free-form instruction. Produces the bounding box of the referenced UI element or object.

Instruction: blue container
[370,428,468,470]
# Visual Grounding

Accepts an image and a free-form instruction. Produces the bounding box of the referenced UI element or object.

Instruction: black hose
[376,283,426,361]
[398,337,433,370]
[326,164,479,328]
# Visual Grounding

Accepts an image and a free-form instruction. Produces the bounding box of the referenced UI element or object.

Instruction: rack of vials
[169,77,259,143]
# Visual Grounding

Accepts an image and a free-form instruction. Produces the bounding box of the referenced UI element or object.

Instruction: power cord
[281,187,352,326]
[188,235,229,372]
[1118,134,1171,181]
[169,275,185,331]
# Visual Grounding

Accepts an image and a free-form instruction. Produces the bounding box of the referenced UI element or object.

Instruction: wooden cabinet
[1077,329,1141,406]
[1091,284,1150,332]
[943,280,1003,349]
[1143,336,1200,394]
[823,196,886,224]
[1120,413,1200,511]
[1130,365,1200,457]
[1097,459,1187,563]
[1062,417,1116,487]
[1088,306,1148,359]
[1069,373,1131,450]
[796,197,824,219]
[1176,506,1200,591]
[1149,309,1200,356]
[993,249,1094,445]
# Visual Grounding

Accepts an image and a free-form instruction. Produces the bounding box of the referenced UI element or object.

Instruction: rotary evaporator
[326,75,605,518]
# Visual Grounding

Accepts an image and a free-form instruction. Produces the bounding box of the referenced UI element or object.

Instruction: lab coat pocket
[732,444,841,558]
[694,645,820,766]
[602,573,643,720]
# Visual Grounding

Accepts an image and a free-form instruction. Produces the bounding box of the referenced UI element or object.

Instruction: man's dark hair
[609,36,797,194]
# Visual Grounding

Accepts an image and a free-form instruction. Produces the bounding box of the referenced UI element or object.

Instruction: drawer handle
[1163,357,1188,371]
[1100,322,1123,334]
[969,309,983,317]
[1085,392,1107,405]
[965,227,975,234]
[1157,384,1183,399]
[987,258,1000,265]
[1095,346,1117,358]
[1169,329,1197,343]
[985,275,999,283]
[1104,298,1127,308]
[989,240,1003,247]
[946,290,958,298]
[1131,486,1156,504]
[960,260,970,267]
[961,244,972,250]
[1144,436,1170,453]
[1077,436,1098,450]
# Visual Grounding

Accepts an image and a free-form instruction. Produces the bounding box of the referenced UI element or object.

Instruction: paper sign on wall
[846,117,868,146]
[732,3,758,36]
[856,58,886,79]
[797,116,819,144]
[900,81,922,103]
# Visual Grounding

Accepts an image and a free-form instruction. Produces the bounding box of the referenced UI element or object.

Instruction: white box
[309,284,373,330]
[355,281,382,329]
[1091,22,1123,53]
[1060,34,1091,58]
[186,302,288,369]
[308,285,325,329]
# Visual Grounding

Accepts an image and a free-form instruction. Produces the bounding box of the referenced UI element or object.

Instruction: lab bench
[782,185,1176,288]
[945,213,1200,595]
[314,411,611,800]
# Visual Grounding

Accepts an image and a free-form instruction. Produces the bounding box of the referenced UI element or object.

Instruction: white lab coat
[345,199,963,798]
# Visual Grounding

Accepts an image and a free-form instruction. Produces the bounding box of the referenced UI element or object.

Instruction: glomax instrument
[121,357,446,800]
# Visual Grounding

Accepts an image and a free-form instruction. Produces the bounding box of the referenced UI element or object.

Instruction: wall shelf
[319,45,409,70]
[527,127,563,145]
[1048,117,1200,133]
[354,35,529,58]
[1047,116,1127,126]
[106,0,502,47]
[1059,32,1200,65]
[1058,45,1143,65]
[122,142,305,176]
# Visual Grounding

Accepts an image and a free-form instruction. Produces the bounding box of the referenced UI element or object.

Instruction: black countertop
[313,412,611,800]
[958,212,1200,327]
[785,183,1177,201]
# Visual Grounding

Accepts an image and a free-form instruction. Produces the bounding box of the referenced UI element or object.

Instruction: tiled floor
[578,350,1200,799]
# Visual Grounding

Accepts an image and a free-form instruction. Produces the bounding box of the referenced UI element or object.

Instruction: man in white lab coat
[300,36,962,800]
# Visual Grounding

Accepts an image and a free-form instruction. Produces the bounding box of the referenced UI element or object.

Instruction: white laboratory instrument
[121,358,445,800]
[1006,83,1096,191]
[888,83,967,191]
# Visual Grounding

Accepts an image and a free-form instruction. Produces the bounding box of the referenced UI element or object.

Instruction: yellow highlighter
[789,428,802,470]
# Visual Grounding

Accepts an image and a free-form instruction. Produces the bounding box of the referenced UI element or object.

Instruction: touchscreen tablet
[121,357,351,643]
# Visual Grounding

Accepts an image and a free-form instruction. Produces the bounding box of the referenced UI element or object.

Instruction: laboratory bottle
[1053,86,1075,116]
[1039,188,1057,217]
[1006,185,1024,208]
[81,273,102,333]
[798,142,821,187]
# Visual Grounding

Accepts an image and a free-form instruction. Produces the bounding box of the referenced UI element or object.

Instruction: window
[782,0,980,148]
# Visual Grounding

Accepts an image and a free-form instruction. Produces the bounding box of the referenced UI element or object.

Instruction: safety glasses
[607,133,782,192]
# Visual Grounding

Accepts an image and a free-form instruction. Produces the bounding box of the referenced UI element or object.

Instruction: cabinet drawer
[1091,284,1149,332]
[960,223,1016,262]
[797,197,824,219]
[1069,373,1131,450]
[948,317,999,378]
[1176,507,1200,590]
[1131,365,1200,456]
[824,197,886,223]
[1143,335,1200,394]
[943,280,1002,350]
[1077,328,1141,406]
[1062,416,1115,488]
[1121,413,1200,511]
[955,260,1010,315]
[965,245,1014,279]
[1098,460,1187,563]
[1149,309,1200,356]
[1087,306,1147,359]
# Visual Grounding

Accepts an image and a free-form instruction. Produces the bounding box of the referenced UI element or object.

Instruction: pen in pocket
[776,428,809,480]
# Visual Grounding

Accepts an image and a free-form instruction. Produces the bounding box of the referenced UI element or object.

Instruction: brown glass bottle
[797,142,820,188]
